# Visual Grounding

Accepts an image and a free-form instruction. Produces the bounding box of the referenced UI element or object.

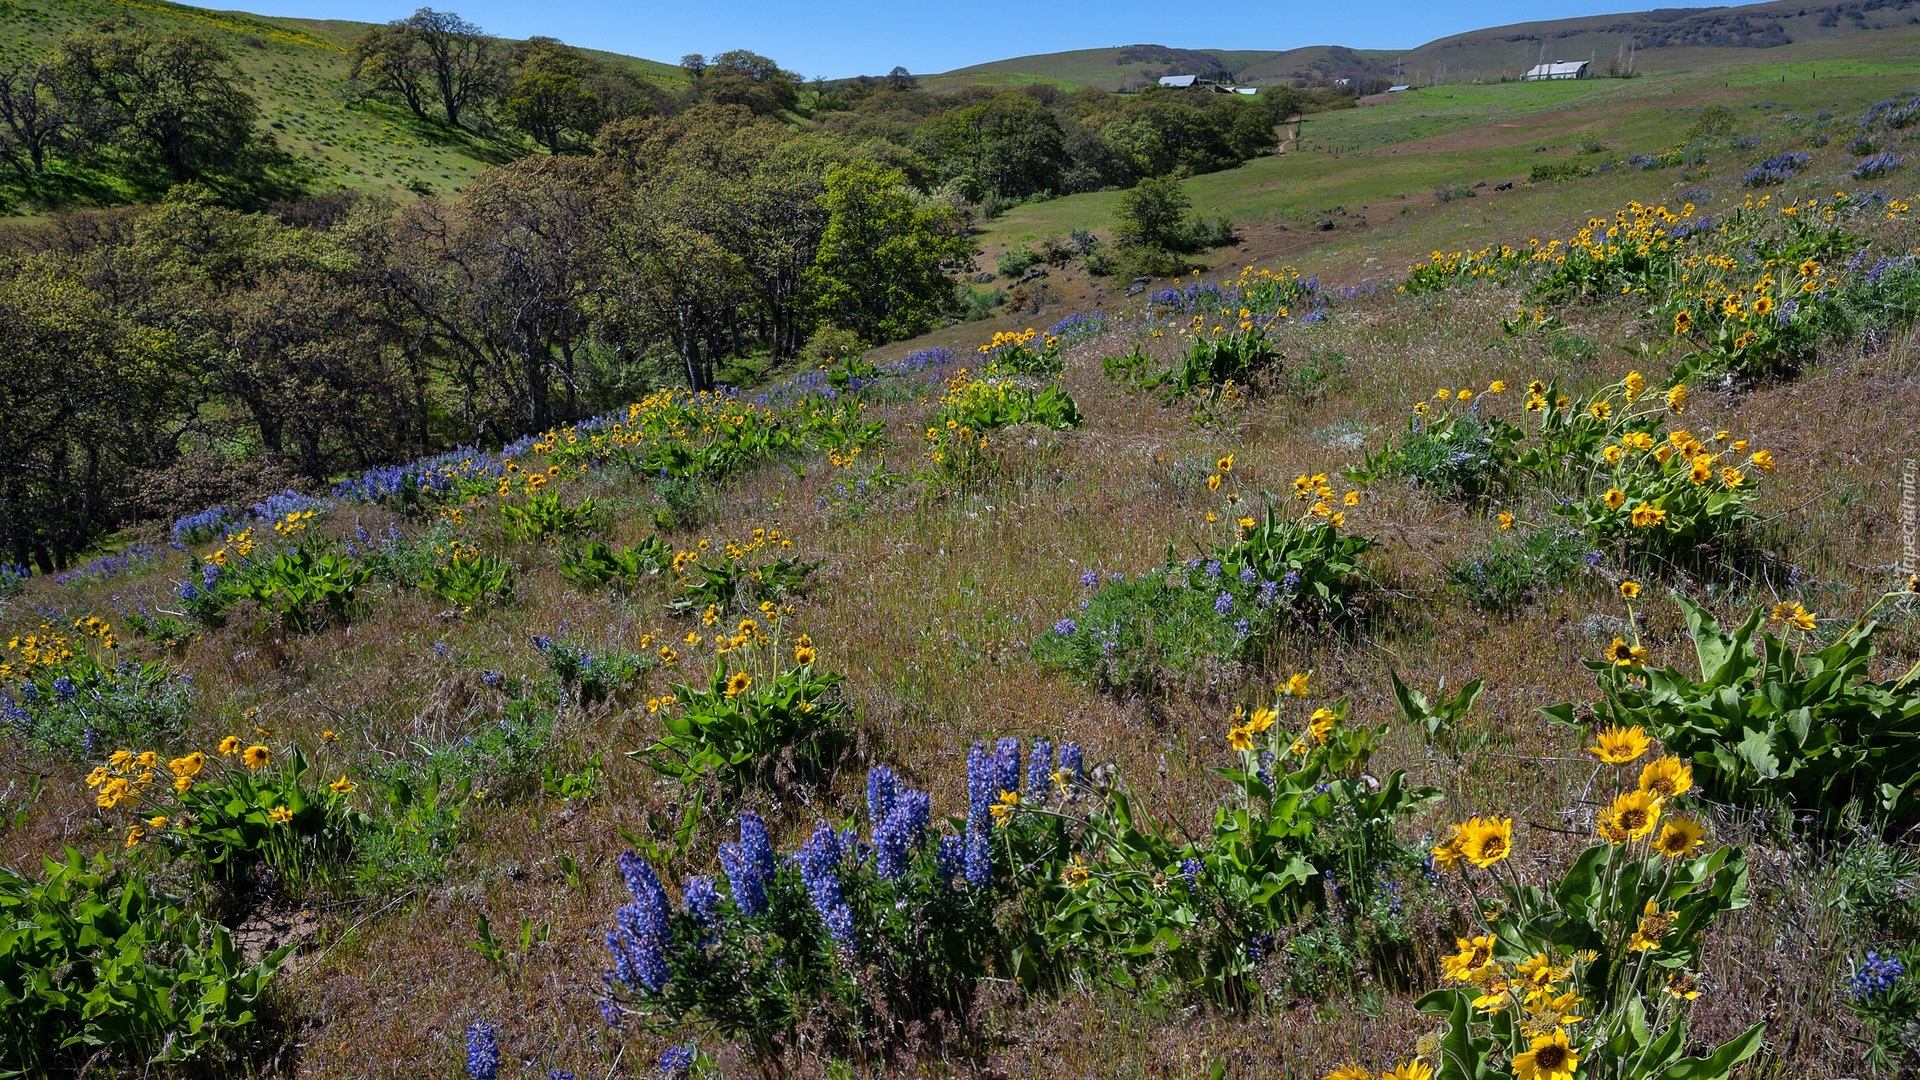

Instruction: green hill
[932,0,1920,89]
[0,0,686,201]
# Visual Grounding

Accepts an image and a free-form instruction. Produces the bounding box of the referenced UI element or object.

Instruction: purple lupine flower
[607,853,671,992]
[718,812,774,917]
[1080,569,1099,588]
[465,1021,500,1080]
[937,835,966,880]
[659,1045,697,1079]
[1027,739,1053,795]
[965,742,995,825]
[992,737,1021,795]
[796,822,854,946]
[1057,743,1083,783]
[1239,566,1257,583]
[874,788,930,880]
[1214,591,1234,615]
[1053,618,1077,635]
[1180,857,1203,888]
[1204,560,1222,578]
[684,876,720,926]
[867,765,897,822]
[964,823,993,889]
[1281,570,1302,593]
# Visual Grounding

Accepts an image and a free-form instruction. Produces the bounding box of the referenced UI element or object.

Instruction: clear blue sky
[236,0,1654,78]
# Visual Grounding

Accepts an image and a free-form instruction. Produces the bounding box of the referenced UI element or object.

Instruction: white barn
[1158,74,1198,88]
[1522,61,1590,81]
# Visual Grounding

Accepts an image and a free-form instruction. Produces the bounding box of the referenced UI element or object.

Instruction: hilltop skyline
[226,0,1659,79]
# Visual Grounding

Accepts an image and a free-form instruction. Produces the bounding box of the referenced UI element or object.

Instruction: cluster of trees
[0,18,297,200]
[0,106,973,571]
[813,77,1299,203]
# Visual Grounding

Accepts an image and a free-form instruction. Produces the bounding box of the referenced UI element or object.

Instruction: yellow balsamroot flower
[1245,707,1278,733]
[267,806,294,825]
[1666,971,1702,1000]
[1431,824,1465,871]
[1589,724,1651,764]
[147,815,168,829]
[1753,295,1774,316]
[1498,512,1514,530]
[724,672,752,697]
[1599,789,1663,843]
[794,643,817,665]
[1630,503,1667,527]
[1442,934,1499,983]
[1603,445,1624,465]
[1620,581,1641,599]
[1489,380,1506,393]
[1721,466,1745,489]
[1652,817,1707,859]
[1237,516,1256,530]
[1511,1027,1579,1080]
[1436,388,1451,400]
[1217,454,1234,473]
[85,766,110,788]
[1282,672,1311,696]
[1750,449,1775,472]
[218,736,241,756]
[1639,756,1692,797]
[1606,637,1649,668]
[1688,455,1715,485]
[1624,370,1646,400]
[321,728,338,741]
[1227,725,1254,751]
[1323,1065,1371,1080]
[109,749,134,770]
[1330,511,1347,528]
[1061,855,1091,888]
[1604,488,1627,510]
[1386,1060,1433,1080]
[135,751,158,769]
[173,775,193,794]
[1674,310,1693,335]
[125,825,144,848]
[1458,816,1514,867]
[1207,473,1222,492]
[1589,400,1612,420]
[1667,383,1688,412]
[1769,600,1816,631]
[329,775,356,794]
[1527,379,1547,395]
[1308,707,1336,743]
[1624,431,1656,451]
[990,790,1019,824]
[1458,388,1474,402]
[1628,900,1676,952]
[169,752,206,777]
[242,745,270,770]
[1343,490,1361,506]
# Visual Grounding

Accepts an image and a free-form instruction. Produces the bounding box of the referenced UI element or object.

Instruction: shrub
[1551,422,1769,568]
[1,620,192,757]
[558,538,672,590]
[1105,326,1282,404]
[1852,151,1908,179]
[1551,593,1920,835]
[1446,527,1590,612]
[666,527,813,618]
[1529,161,1594,183]
[500,491,599,543]
[421,542,515,611]
[0,850,288,1072]
[995,245,1039,278]
[228,546,374,633]
[541,635,654,709]
[1035,492,1376,691]
[1114,175,1194,252]
[90,743,366,897]
[1351,400,1526,504]
[973,327,1063,375]
[1408,749,1763,1080]
[635,633,849,790]
[923,369,1083,477]
[1434,184,1476,202]
[1742,151,1810,186]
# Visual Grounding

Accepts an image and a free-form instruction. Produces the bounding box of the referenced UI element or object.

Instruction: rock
[1125,277,1150,296]
[1020,266,1048,281]
[1315,219,1336,231]
[1494,181,1514,191]
[1473,180,1487,188]
[972,271,995,283]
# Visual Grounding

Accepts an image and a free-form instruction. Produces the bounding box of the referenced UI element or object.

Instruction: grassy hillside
[0,0,685,202]
[932,0,1920,89]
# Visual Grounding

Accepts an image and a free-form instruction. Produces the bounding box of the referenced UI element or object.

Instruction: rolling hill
[934,0,1920,89]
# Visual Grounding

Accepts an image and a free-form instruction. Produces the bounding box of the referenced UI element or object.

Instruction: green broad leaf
[1646,1022,1765,1080]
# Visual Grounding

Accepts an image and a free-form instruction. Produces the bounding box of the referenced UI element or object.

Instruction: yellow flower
[329,775,356,794]
[1431,825,1464,872]
[1628,899,1676,951]
[1498,512,1514,530]
[1589,724,1650,764]
[1688,454,1714,485]
[1323,1065,1371,1080]
[1599,789,1663,843]
[1674,310,1693,335]
[1436,388,1451,400]
[1308,707,1336,743]
[1652,817,1706,859]
[1606,637,1649,668]
[1589,400,1613,420]
[1459,816,1514,868]
[1667,383,1688,412]
[794,644,817,665]
[267,805,294,825]
[1443,934,1500,982]
[218,736,241,756]
[1228,725,1254,751]
[1245,707,1278,733]
[1638,756,1692,798]
[135,751,158,769]
[321,728,338,741]
[1458,388,1474,401]
[109,749,134,770]
[1721,467,1745,489]
[1630,503,1667,527]
[1489,380,1507,393]
[125,825,144,848]
[1619,581,1641,600]
[1750,449,1775,472]
[1511,1027,1579,1080]
[85,766,110,788]
[1217,454,1234,473]
[1624,370,1646,400]
[168,752,205,777]
[1343,490,1361,506]
[1282,672,1311,696]
[1207,473,1222,491]
[1769,600,1816,631]
[1386,1061,1433,1080]
[1603,488,1626,511]
[174,775,193,793]
[1062,855,1091,888]
[990,790,1019,824]
[1603,445,1624,465]
[1753,295,1774,316]
[147,815,168,830]
[1666,971,1702,1000]
[242,745,271,770]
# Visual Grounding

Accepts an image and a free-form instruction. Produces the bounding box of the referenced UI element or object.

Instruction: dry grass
[6,152,1920,1080]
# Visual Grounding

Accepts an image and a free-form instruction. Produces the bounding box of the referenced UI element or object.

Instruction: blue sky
[244,0,1647,78]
